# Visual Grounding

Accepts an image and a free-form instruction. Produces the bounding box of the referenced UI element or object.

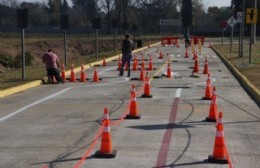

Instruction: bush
[14,51,35,68]
[0,53,15,68]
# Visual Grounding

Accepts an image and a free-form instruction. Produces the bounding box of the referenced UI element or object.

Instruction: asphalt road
[0,42,259,168]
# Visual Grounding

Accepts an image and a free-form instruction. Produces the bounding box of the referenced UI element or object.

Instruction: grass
[214,41,260,91]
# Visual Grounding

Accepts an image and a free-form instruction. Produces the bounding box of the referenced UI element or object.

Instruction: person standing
[184,32,190,48]
[119,34,134,77]
[42,49,63,83]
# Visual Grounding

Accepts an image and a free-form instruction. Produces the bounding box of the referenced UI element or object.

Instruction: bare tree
[100,0,116,34]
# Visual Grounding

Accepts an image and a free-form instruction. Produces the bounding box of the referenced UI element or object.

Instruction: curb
[0,42,160,99]
[212,46,260,107]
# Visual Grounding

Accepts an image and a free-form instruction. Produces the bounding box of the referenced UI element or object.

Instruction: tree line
[0,0,259,35]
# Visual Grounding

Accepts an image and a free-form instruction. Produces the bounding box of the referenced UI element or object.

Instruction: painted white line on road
[145,48,155,55]
[175,88,182,98]
[0,88,71,122]
[0,69,129,122]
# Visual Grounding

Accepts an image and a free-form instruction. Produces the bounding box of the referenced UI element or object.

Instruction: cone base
[205,117,217,122]
[153,76,162,79]
[208,155,228,164]
[190,74,200,78]
[202,97,212,100]
[130,78,140,81]
[94,150,117,159]
[125,114,141,119]
[141,94,153,98]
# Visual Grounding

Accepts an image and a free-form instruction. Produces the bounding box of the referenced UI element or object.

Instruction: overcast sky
[16,0,232,9]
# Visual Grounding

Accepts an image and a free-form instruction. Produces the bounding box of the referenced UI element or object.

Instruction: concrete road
[0,42,259,168]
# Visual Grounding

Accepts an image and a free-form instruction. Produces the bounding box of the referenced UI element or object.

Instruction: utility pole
[252,0,257,44]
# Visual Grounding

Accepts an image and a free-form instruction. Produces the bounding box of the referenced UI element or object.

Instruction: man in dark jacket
[119,34,134,77]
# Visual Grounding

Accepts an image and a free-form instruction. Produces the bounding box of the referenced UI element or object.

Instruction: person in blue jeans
[119,34,134,77]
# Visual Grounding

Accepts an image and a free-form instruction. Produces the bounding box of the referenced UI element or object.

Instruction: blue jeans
[120,53,132,77]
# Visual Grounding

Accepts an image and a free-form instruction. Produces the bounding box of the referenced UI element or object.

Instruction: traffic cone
[216,112,223,131]
[185,49,189,58]
[125,85,140,119]
[159,51,163,59]
[202,74,212,100]
[94,116,117,158]
[139,68,145,81]
[208,124,228,164]
[70,64,76,82]
[93,67,99,82]
[148,55,153,71]
[61,63,66,82]
[102,57,107,66]
[80,64,87,82]
[132,58,138,71]
[209,42,212,48]
[205,95,218,122]
[141,57,145,70]
[176,39,180,47]
[193,58,199,73]
[117,56,122,71]
[192,51,197,60]
[102,107,110,122]
[166,60,172,78]
[125,62,129,71]
[142,72,153,98]
[130,84,136,98]
[203,56,209,74]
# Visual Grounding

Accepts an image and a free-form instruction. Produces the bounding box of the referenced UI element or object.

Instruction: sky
[16,0,232,9]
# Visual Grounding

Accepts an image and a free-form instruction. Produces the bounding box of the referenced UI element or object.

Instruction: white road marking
[0,68,129,122]
[175,88,182,98]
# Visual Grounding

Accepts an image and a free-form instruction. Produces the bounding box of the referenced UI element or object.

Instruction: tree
[72,0,99,26]
[100,0,116,34]
[181,0,192,34]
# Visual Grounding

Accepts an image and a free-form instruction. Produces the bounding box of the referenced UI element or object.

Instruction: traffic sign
[220,21,227,28]
[227,16,237,27]
[237,12,243,23]
[246,8,257,24]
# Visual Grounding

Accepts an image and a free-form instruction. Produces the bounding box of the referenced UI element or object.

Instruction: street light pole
[252,0,257,44]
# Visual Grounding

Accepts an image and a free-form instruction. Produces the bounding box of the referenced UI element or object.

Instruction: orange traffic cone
[159,52,164,59]
[61,63,66,82]
[102,57,107,66]
[70,64,76,82]
[132,58,137,71]
[148,55,153,71]
[203,56,209,74]
[141,55,145,70]
[94,115,117,158]
[117,56,122,71]
[93,67,99,82]
[139,68,145,81]
[185,49,189,58]
[193,58,199,73]
[130,84,136,98]
[166,60,172,78]
[142,72,153,98]
[209,42,212,48]
[102,107,110,122]
[192,51,197,60]
[216,112,223,131]
[206,95,218,122]
[80,64,87,82]
[125,62,129,71]
[208,124,228,164]
[202,74,212,100]
[125,85,140,119]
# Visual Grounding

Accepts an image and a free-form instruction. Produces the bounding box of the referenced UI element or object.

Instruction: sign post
[237,11,243,58]
[227,16,237,53]
[220,21,227,46]
[246,8,257,64]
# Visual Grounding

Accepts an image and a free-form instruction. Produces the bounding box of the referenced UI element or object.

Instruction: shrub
[0,53,15,68]
[14,51,35,68]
